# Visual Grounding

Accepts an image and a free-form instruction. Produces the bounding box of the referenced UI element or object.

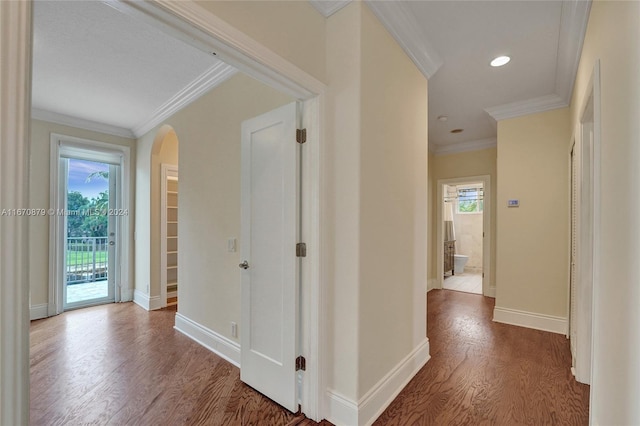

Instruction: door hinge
[296,355,306,371]
[296,242,307,258]
[296,128,307,144]
[482,273,485,278]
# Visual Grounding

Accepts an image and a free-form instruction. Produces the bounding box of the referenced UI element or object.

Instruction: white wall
[569,1,640,423]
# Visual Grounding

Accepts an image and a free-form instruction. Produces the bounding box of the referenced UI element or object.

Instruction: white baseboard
[133,289,163,311]
[120,287,134,302]
[326,339,431,426]
[427,279,438,292]
[30,303,48,320]
[174,313,241,368]
[493,306,567,335]
[358,338,430,425]
[167,290,177,298]
[326,390,358,426]
[486,286,496,298]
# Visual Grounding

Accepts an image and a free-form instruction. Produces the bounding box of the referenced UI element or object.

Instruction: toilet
[454,254,468,274]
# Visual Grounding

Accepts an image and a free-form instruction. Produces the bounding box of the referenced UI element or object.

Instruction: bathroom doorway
[436,175,492,296]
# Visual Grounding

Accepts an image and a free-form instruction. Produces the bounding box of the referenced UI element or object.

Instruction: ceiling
[32,1,235,139]
[312,0,591,155]
[32,1,590,152]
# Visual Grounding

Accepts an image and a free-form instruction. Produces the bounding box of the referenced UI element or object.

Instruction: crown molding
[432,138,497,157]
[132,62,237,137]
[485,94,567,122]
[31,108,135,139]
[365,0,443,78]
[555,0,592,103]
[309,0,351,18]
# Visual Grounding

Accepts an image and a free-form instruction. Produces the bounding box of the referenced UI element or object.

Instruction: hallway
[375,290,590,424]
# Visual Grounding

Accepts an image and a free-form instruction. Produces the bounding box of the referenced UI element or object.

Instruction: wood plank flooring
[30,303,329,426]
[374,290,590,425]
[31,291,589,425]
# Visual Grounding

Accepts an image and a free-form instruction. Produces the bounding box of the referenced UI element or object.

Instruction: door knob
[239,261,249,269]
[109,241,115,246]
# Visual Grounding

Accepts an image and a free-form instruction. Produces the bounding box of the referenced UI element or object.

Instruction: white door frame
[0,2,31,423]
[4,0,325,422]
[436,175,492,297]
[568,60,601,391]
[160,164,179,308]
[48,134,132,315]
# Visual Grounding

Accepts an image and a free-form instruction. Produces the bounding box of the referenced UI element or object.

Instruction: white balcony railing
[66,236,108,285]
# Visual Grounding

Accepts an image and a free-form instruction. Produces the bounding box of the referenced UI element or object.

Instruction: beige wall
[29,119,136,307]
[147,73,293,343]
[358,3,428,396]
[324,2,362,400]
[429,147,497,289]
[569,1,640,422]
[195,0,326,83]
[495,108,570,317]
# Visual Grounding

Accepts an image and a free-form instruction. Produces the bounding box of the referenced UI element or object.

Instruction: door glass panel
[64,158,115,308]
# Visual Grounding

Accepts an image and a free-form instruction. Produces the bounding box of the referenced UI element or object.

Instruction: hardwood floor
[374,290,590,425]
[31,291,589,425]
[30,303,329,426]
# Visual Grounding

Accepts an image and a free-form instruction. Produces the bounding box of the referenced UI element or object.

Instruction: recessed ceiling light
[450,128,464,134]
[437,115,448,122]
[490,55,511,67]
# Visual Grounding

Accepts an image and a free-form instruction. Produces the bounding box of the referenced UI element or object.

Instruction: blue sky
[67,159,109,200]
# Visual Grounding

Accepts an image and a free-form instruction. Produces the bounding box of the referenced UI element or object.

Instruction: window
[457,187,483,214]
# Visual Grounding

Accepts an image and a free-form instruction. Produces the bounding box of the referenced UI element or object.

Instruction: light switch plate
[508,199,519,207]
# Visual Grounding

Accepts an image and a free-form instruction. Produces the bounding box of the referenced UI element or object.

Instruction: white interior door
[240,102,299,412]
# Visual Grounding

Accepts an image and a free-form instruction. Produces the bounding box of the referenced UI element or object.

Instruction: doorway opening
[442,182,484,294]
[436,175,492,297]
[161,165,179,308]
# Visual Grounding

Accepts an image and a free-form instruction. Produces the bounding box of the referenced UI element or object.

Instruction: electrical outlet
[231,322,237,337]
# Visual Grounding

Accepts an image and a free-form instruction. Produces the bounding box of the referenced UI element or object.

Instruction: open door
[240,102,300,412]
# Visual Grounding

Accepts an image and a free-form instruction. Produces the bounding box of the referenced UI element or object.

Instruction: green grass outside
[67,250,107,267]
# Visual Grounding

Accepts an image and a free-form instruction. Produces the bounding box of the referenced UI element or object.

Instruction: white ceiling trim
[31,108,135,139]
[481,0,590,122]
[118,0,325,99]
[132,62,237,137]
[554,0,592,103]
[432,138,497,157]
[485,94,567,122]
[365,1,443,78]
[309,0,351,18]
